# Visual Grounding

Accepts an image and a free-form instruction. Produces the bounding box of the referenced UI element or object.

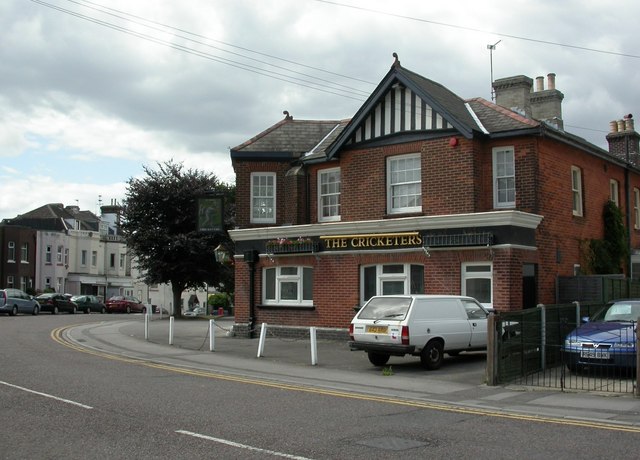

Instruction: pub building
[228,55,640,338]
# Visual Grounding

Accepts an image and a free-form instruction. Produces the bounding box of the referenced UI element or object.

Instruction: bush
[208,293,233,314]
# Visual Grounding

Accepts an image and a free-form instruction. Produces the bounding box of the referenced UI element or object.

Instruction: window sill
[383,212,424,219]
[257,304,315,310]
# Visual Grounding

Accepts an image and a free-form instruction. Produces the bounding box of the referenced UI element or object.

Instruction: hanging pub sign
[320,232,422,251]
[197,195,224,234]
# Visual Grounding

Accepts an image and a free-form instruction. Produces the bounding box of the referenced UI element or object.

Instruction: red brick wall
[232,160,293,228]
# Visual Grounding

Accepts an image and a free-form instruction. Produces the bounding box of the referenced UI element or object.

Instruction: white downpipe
[209,319,215,352]
[257,323,267,357]
[310,327,317,366]
[169,316,174,345]
[144,314,149,340]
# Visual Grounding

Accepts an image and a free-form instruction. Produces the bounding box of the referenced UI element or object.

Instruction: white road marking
[0,380,93,409]
[176,430,315,459]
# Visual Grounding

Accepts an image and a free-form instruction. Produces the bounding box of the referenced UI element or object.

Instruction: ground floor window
[361,264,424,303]
[263,266,313,306]
[461,262,492,308]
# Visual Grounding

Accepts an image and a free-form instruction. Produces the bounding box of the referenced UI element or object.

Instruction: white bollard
[209,319,215,352]
[257,323,267,358]
[144,313,149,340]
[310,327,317,366]
[169,316,174,345]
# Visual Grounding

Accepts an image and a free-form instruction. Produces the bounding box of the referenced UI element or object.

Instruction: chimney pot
[617,120,626,132]
[547,73,556,90]
[626,118,635,131]
[535,76,544,92]
[610,120,619,133]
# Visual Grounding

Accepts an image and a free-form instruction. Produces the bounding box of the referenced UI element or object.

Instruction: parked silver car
[0,289,40,316]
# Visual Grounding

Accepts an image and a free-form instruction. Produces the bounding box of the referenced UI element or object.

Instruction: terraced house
[229,56,640,336]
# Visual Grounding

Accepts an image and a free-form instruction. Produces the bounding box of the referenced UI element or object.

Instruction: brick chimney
[493,73,564,129]
[492,75,532,118]
[529,73,564,129]
[607,114,640,165]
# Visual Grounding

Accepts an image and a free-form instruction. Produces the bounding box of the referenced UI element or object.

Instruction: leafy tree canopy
[120,160,235,316]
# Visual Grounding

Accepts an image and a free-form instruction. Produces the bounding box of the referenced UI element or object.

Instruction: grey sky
[1,0,638,218]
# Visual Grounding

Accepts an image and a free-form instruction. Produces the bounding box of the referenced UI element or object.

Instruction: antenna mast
[487,40,501,101]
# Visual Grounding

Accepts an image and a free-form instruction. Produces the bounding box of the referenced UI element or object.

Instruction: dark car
[0,288,40,316]
[35,293,78,314]
[105,295,146,314]
[563,299,639,371]
[71,295,106,314]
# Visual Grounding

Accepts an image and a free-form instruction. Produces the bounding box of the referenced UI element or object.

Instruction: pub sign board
[197,195,224,234]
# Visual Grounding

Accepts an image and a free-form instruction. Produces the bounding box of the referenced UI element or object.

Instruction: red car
[105,295,147,314]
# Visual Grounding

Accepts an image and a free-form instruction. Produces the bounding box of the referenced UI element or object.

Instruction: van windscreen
[358,297,412,320]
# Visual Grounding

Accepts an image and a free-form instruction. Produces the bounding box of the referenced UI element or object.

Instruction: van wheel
[367,352,390,367]
[420,341,444,370]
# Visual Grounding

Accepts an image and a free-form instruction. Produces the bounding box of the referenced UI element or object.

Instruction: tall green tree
[121,160,235,317]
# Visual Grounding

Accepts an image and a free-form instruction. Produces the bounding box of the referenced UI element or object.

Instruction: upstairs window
[610,179,619,207]
[46,245,52,264]
[56,245,63,264]
[387,154,422,214]
[81,250,87,266]
[493,147,515,208]
[318,168,341,222]
[634,188,640,230]
[7,241,15,262]
[251,173,276,223]
[21,243,28,263]
[91,251,97,267]
[571,166,583,217]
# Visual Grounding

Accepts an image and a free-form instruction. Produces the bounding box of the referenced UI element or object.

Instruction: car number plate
[580,349,610,359]
[366,325,388,334]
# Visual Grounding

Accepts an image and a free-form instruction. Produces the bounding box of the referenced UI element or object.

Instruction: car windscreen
[357,297,412,320]
[603,302,640,322]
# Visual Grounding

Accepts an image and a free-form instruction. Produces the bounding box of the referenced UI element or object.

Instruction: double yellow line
[52,325,640,434]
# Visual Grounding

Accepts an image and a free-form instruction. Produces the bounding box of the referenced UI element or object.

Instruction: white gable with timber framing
[324,56,480,160]
[349,84,451,145]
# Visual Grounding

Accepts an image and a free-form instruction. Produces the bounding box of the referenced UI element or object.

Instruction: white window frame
[387,153,422,214]
[634,188,640,230]
[318,168,341,222]
[360,263,424,304]
[120,254,125,269]
[57,245,63,264]
[7,241,15,262]
[7,275,14,288]
[262,266,313,306]
[46,245,52,264]
[81,250,87,266]
[461,262,493,309]
[251,172,276,224]
[91,251,97,267]
[610,179,619,207]
[21,243,28,263]
[492,146,515,208]
[571,166,583,217]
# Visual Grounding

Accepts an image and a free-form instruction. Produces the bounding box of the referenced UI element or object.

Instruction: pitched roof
[466,97,539,133]
[230,113,343,160]
[5,203,100,232]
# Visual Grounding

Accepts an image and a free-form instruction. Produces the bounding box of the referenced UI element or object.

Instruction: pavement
[64,315,640,429]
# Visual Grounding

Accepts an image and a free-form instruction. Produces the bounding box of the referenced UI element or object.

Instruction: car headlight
[615,342,635,348]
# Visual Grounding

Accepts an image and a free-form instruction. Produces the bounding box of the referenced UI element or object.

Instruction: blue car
[563,300,639,371]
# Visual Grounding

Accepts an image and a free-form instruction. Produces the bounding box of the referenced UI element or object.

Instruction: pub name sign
[320,232,422,251]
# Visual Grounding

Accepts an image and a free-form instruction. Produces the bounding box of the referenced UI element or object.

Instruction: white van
[349,295,492,370]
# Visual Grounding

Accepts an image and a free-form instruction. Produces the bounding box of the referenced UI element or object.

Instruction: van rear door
[351,296,411,345]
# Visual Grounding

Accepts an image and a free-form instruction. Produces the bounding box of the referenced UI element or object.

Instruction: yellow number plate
[366,325,388,334]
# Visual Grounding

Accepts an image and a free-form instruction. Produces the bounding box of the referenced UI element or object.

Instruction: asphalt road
[1,313,639,459]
